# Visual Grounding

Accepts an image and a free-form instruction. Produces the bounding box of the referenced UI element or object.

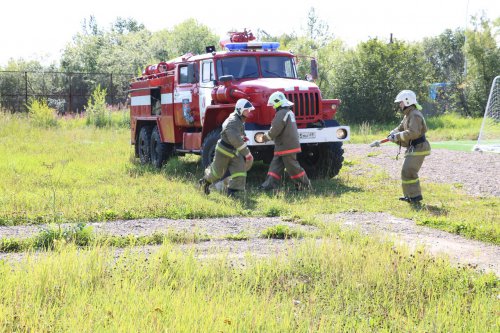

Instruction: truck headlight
[254,132,265,143]
[336,128,347,139]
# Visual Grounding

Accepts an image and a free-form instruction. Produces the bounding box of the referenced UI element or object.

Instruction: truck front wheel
[298,142,344,179]
[201,128,222,168]
[138,126,153,164]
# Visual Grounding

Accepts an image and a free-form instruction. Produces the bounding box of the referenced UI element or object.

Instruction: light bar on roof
[225,42,280,51]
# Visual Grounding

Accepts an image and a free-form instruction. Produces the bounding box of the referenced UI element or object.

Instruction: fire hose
[369,138,390,147]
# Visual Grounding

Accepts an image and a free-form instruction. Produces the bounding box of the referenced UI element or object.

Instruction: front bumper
[244,126,350,146]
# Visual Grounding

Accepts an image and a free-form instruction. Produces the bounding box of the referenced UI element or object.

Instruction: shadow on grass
[126,156,203,182]
[127,158,361,211]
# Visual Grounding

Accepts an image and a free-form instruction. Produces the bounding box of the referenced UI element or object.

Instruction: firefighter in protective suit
[388,90,431,203]
[199,99,255,196]
[259,91,311,191]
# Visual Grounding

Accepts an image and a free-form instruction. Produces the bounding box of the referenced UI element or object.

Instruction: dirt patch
[324,212,499,276]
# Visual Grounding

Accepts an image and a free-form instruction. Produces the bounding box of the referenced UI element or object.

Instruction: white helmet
[235,98,255,116]
[267,91,294,109]
[394,90,418,107]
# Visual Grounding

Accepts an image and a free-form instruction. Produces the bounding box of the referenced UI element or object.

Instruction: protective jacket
[392,106,431,157]
[263,106,301,155]
[220,112,251,157]
[203,112,250,191]
[392,105,431,199]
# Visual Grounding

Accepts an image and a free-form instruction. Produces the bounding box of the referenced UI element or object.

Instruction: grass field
[0,111,498,331]
[430,140,476,151]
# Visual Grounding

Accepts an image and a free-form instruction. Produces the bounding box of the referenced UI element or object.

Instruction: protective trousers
[261,154,310,190]
[204,145,247,191]
[401,154,426,198]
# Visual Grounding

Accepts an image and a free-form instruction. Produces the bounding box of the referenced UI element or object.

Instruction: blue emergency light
[225,42,280,51]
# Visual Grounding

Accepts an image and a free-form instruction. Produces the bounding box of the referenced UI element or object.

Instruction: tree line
[1,9,499,123]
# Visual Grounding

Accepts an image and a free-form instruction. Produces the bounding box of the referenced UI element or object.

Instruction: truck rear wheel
[138,126,153,164]
[298,142,344,179]
[201,128,222,168]
[150,126,173,169]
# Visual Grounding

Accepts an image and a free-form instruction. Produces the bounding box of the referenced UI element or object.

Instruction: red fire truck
[129,31,350,178]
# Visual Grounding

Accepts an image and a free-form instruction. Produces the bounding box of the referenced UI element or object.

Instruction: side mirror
[218,75,234,87]
[310,59,319,81]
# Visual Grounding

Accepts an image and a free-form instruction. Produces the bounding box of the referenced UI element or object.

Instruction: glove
[387,133,397,142]
[244,153,254,171]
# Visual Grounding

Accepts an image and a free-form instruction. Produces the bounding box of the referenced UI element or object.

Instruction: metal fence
[0,71,134,113]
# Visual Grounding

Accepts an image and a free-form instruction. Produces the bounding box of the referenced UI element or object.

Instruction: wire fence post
[24,71,28,111]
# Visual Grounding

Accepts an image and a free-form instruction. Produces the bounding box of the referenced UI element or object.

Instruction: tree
[167,19,219,56]
[422,29,467,115]
[331,39,429,124]
[465,15,500,116]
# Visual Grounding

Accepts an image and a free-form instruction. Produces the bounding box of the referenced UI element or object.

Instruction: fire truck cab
[129,33,350,178]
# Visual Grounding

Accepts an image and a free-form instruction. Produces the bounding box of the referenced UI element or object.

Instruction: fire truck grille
[285,92,320,121]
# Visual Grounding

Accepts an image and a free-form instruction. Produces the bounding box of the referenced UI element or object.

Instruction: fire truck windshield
[216,56,297,80]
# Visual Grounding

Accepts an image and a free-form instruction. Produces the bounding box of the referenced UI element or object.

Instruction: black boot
[198,178,211,195]
[227,188,239,197]
[399,196,411,202]
[409,195,423,203]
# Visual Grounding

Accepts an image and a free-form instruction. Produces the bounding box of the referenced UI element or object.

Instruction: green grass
[349,113,483,143]
[431,140,476,151]
[0,225,210,253]
[0,239,497,332]
[0,112,499,331]
[0,112,498,244]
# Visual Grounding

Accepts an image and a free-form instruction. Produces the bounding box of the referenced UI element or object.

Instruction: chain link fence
[0,71,134,113]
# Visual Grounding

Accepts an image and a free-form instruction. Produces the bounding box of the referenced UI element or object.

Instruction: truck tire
[150,126,173,169]
[201,128,222,168]
[138,126,153,164]
[298,142,344,179]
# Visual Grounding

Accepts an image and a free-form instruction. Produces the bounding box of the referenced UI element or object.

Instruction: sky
[0,0,498,66]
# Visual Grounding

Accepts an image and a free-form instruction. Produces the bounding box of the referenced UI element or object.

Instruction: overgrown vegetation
[85,85,111,128]
[0,238,497,332]
[26,98,58,128]
[0,225,209,253]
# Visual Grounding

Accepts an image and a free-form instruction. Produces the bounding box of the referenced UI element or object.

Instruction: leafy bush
[261,224,303,239]
[27,98,58,128]
[34,223,95,249]
[85,85,111,128]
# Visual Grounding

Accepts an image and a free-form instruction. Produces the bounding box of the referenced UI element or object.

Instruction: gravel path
[1,145,498,276]
[346,143,500,197]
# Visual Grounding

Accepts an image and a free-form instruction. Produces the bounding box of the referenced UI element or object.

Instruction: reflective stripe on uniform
[402,178,419,184]
[236,142,247,152]
[405,150,431,157]
[268,171,281,180]
[231,172,247,179]
[274,147,301,156]
[216,146,235,158]
[210,165,219,178]
[290,171,305,179]
[283,111,296,123]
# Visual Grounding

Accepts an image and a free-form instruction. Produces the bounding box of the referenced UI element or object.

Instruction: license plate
[299,132,316,139]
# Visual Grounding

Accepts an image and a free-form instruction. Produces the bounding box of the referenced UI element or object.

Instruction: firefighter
[259,91,311,191]
[199,99,255,197]
[388,90,431,203]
